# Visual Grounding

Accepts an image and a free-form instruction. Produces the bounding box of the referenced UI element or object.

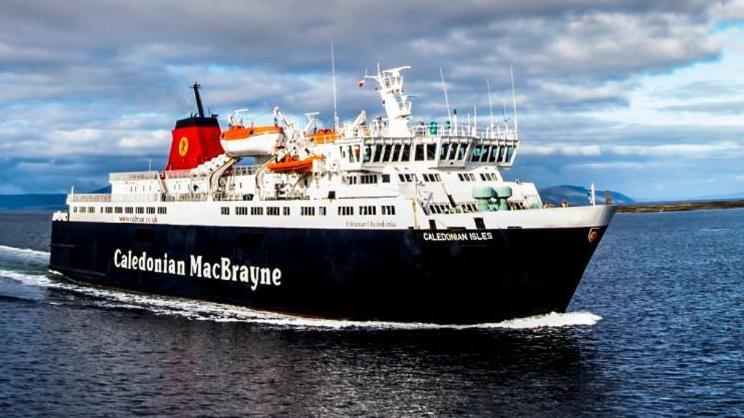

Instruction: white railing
[67,193,112,203]
[109,171,160,182]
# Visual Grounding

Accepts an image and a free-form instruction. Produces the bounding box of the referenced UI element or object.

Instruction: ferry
[49,65,615,324]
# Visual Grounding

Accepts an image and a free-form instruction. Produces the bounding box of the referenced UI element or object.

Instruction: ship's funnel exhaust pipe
[192,82,205,118]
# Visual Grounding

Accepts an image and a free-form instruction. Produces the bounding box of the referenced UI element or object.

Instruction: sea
[0,210,741,417]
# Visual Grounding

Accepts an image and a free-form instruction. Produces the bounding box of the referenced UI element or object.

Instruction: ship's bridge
[332,124,519,172]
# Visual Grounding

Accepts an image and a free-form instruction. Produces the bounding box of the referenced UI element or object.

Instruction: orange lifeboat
[267,155,323,173]
[220,125,284,157]
[310,128,339,144]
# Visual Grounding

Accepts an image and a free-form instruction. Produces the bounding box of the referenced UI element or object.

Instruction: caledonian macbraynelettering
[113,249,281,291]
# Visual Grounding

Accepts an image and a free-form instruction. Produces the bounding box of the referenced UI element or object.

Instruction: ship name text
[113,249,281,290]
[422,231,494,242]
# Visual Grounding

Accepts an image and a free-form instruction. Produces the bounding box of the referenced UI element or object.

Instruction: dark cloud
[0,0,742,196]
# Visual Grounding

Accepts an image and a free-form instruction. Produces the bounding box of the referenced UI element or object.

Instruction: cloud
[0,0,743,197]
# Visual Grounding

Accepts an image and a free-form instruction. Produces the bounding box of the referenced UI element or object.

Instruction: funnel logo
[178,136,189,157]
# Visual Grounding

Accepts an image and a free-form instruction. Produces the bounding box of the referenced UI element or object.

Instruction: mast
[331,43,339,131]
[510,65,518,137]
[486,79,494,127]
[439,67,451,126]
[192,82,205,118]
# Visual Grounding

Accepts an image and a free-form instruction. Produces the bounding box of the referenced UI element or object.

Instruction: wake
[0,266,602,330]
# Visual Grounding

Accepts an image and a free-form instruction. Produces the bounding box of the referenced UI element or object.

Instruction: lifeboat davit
[220,125,284,157]
[267,155,323,173]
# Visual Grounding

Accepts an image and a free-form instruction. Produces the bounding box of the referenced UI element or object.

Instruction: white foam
[1,268,603,330]
[0,244,50,261]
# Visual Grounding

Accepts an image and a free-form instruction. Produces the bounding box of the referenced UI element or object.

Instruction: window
[105,207,113,214]
[115,207,123,214]
[381,174,390,183]
[440,143,450,160]
[392,144,402,161]
[236,207,248,215]
[146,207,156,214]
[414,144,424,161]
[125,207,134,214]
[319,207,327,216]
[383,144,393,161]
[283,207,290,216]
[381,205,396,215]
[471,145,484,162]
[400,144,411,161]
[426,143,437,160]
[480,145,491,162]
[360,174,377,184]
[72,206,77,213]
[373,144,384,162]
[363,145,372,163]
[301,207,315,216]
[267,207,280,216]
[448,144,458,160]
[489,146,500,162]
[338,206,354,216]
[221,207,230,215]
[251,207,263,216]
[345,176,358,185]
[157,207,167,214]
[360,205,377,215]
[136,207,145,214]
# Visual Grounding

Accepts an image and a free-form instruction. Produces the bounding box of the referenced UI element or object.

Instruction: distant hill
[0,194,67,211]
[539,185,635,206]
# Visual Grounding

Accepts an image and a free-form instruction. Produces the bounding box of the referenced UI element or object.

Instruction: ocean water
[0,210,741,416]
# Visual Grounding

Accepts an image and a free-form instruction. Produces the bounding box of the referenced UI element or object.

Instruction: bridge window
[425,144,436,161]
[440,143,450,160]
[363,145,372,163]
[448,143,458,160]
[414,144,424,161]
[373,145,384,162]
[392,144,402,161]
[401,144,411,161]
[383,144,393,161]
[457,144,467,160]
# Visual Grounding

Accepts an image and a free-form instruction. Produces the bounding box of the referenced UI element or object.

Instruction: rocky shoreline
[618,199,744,213]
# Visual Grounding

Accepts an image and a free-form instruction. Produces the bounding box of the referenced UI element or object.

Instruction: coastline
[617,199,744,213]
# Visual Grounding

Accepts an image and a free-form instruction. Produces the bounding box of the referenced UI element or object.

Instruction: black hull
[49,222,607,324]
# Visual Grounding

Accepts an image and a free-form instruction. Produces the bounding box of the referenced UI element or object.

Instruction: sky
[0,0,743,200]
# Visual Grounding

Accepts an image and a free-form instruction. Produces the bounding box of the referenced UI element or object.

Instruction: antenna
[192,82,205,118]
[330,43,339,131]
[439,67,451,125]
[510,65,518,136]
[486,79,494,127]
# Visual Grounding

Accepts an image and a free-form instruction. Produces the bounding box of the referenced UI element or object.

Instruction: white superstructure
[55,66,613,231]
